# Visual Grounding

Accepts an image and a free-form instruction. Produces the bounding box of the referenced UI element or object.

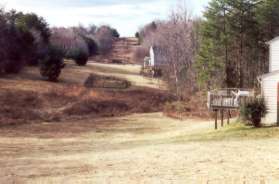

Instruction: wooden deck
[207,88,254,129]
[208,88,253,110]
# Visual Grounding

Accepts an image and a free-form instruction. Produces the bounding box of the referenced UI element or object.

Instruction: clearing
[1,61,279,183]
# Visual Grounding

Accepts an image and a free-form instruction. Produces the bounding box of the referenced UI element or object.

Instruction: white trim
[259,70,279,79]
[267,36,279,45]
[270,43,272,72]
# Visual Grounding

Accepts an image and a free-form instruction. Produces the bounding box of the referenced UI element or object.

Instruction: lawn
[1,61,279,183]
[173,121,279,143]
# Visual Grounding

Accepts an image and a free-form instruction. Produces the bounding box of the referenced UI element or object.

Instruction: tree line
[138,0,279,98]
[136,6,198,98]
[0,8,120,81]
[196,0,279,89]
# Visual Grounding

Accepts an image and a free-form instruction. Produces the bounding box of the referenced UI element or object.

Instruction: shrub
[3,50,25,74]
[0,9,50,74]
[0,10,34,74]
[95,26,114,54]
[50,27,89,61]
[39,46,65,82]
[16,13,51,66]
[3,59,24,74]
[67,48,89,66]
[240,97,267,127]
[83,36,98,55]
[112,29,120,38]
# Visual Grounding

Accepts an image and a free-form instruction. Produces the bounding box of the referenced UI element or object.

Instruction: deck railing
[207,88,254,110]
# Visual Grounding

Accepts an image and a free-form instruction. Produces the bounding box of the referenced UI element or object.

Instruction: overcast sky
[0,0,210,36]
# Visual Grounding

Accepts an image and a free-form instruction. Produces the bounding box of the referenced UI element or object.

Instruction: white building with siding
[150,46,155,66]
[259,37,279,124]
[149,46,168,67]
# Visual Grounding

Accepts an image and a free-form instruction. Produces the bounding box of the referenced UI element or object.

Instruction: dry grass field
[1,61,279,183]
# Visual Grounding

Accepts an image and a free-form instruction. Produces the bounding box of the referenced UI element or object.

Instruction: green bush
[3,51,24,74]
[112,29,120,38]
[83,36,99,55]
[0,9,51,74]
[16,13,51,66]
[240,98,267,127]
[67,48,89,66]
[39,46,65,82]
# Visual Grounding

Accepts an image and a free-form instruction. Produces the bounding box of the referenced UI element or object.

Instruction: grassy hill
[91,37,140,64]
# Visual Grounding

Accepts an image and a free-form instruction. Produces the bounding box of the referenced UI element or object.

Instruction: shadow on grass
[172,122,279,143]
[89,64,140,76]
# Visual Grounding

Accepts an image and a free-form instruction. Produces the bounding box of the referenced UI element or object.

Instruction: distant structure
[143,56,151,68]
[141,46,167,77]
[149,46,168,67]
[258,36,279,125]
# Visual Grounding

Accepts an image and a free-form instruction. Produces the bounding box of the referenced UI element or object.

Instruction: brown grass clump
[0,89,44,125]
[164,92,211,119]
[63,99,129,117]
[84,74,131,89]
[114,89,176,113]
[54,86,176,118]
[0,82,176,126]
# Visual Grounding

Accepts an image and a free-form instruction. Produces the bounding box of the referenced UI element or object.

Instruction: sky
[0,0,210,36]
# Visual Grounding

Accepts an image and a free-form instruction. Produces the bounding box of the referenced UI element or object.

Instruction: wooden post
[215,110,218,130]
[227,110,230,125]
[221,110,224,127]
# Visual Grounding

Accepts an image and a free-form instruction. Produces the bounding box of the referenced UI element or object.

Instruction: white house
[259,37,279,124]
[148,46,168,67]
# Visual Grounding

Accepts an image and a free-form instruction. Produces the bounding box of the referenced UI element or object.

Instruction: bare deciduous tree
[140,4,197,98]
[94,25,115,54]
[50,27,89,56]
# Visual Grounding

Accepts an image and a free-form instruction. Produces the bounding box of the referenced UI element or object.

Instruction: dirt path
[0,61,165,93]
[60,62,166,89]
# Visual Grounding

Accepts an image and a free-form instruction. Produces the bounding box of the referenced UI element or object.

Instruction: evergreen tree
[196,0,277,89]
[196,0,230,89]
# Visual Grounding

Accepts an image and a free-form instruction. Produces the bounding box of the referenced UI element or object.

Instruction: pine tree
[196,0,271,89]
[196,0,230,89]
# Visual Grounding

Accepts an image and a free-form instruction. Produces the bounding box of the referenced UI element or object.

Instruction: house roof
[266,36,279,45]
